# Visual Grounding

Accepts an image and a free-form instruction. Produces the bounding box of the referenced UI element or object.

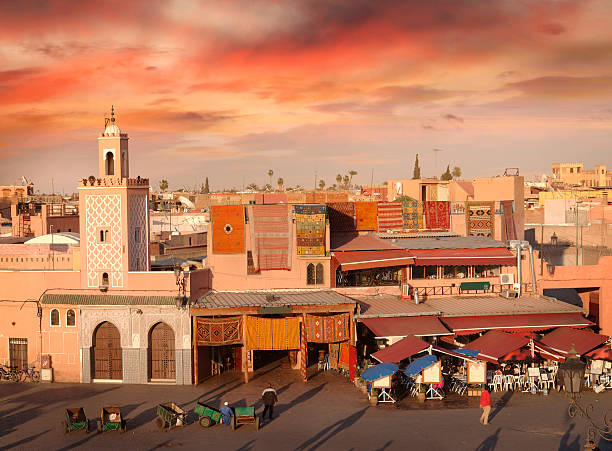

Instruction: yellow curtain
[246,316,300,350]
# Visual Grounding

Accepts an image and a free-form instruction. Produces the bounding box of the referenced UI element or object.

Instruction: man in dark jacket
[261,383,278,423]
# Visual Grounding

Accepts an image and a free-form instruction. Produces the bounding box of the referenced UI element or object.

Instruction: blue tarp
[404,355,438,377]
[361,362,399,381]
[454,349,480,358]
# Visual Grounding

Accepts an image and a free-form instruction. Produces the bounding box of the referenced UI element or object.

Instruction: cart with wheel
[96,406,126,433]
[156,402,186,431]
[193,402,222,428]
[232,407,259,430]
[62,407,89,434]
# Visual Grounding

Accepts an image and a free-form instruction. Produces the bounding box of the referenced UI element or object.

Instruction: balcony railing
[410,282,534,297]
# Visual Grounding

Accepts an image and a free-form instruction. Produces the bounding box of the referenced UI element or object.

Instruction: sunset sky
[1,0,612,193]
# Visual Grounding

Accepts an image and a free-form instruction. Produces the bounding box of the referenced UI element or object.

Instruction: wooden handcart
[62,407,89,434]
[232,407,259,431]
[193,402,222,428]
[156,403,186,431]
[97,406,126,433]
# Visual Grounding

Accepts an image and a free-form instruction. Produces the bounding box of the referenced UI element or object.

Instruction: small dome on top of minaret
[103,105,121,136]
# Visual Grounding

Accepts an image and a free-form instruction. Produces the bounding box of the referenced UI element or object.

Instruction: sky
[1,0,612,193]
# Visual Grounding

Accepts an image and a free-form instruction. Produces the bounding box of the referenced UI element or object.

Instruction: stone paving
[0,365,611,450]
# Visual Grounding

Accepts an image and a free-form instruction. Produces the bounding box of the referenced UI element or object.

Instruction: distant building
[552,162,612,187]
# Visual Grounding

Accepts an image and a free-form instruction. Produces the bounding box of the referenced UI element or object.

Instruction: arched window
[315,263,324,284]
[106,151,114,175]
[50,308,60,326]
[306,263,315,285]
[102,272,109,287]
[66,309,76,327]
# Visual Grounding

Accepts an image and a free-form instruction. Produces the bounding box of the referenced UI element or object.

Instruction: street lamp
[558,344,612,448]
[550,233,558,246]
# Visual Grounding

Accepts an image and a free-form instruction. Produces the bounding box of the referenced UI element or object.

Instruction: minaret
[78,107,150,290]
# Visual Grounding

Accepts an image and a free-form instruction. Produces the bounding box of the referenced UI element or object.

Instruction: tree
[412,154,421,179]
[395,195,417,203]
[277,177,284,190]
[336,174,342,186]
[318,179,326,190]
[452,166,462,179]
[204,177,210,193]
[268,169,274,188]
[263,183,272,191]
[246,182,259,191]
[159,179,168,192]
[348,170,357,186]
[441,165,453,181]
[343,175,349,187]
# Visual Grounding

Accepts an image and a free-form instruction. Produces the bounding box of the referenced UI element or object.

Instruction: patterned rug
[305,313,350,343]
[424,201,450,230]
[354,201,378,230]
[211,205,245,253]
[377,202,404,231]
[501,200,516,241]
[327,202,355,232]
[338,341,350,370]
[245,316,300,350]
[196,316,243,346]
[294,205,326,255]
[402,201,424,230]
[466,201,495,237]
[249,204,292,271]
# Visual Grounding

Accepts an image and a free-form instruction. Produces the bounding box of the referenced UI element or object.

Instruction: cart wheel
[255,417,260,431]
[199,416,212,428]
[156,417,165,431]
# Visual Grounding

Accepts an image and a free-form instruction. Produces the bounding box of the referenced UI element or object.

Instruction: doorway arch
[149,322,176,381]
[92,321,122,380]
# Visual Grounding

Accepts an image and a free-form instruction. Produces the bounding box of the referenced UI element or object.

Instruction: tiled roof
[355,295,440,318]
[424,294,585,317]
[388,236,507,250]
[196,290,355,309]
[41,294,178,305]
[330,233,401,251]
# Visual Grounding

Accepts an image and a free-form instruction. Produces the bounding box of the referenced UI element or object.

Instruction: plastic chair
[503,375,514,391]
[490,374,503,392]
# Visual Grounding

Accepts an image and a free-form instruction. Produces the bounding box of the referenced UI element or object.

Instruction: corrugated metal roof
[388,236,507,250]
[197,290,355,309]
[330,233,401,251]
[41,293,178,305]
[355,296,440,318]
[377,231,460,239]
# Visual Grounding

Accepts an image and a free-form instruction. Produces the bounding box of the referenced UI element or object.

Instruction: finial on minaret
[111,105,115,123]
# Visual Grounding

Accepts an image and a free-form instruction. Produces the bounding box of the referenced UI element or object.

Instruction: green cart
[232,407,260,431]
[62,408,89,434]
[96,406,126,433]
[194,402,222,428]
[156,402,186,431]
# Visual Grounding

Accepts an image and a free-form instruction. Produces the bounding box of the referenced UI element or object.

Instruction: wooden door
[9,338,27,370]
[150,322,175,380]
[93,322,122,380]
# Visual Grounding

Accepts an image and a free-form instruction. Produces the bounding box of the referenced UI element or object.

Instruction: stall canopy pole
[300,314,308,382]
[242,314,249,383]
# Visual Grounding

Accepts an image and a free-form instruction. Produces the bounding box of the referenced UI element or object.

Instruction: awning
[409,248,515,266]
[431,345,477,362]
[540,327,609,357]
[464,331,531,364]
[405,355,438,377]
[585,345,612,361]
[361,316,452,338]
[333,250,414,271]
[371,335,430,363]
[440,313,594,335]
[361,362,399,381]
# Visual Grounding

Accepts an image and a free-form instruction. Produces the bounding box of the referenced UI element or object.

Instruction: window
[50,308,60,326]
[102,272,109,287]
[474,265,501,278]
[443,265,468,279]
[306,263,315,285]
[106,151,114,175]
[66,309,76,327]
[98,229,110,243]
[134,228,142,244]
[425,266,438,279]
[9,338,27,370]
[315,263,324,284]
[68,228,71,232]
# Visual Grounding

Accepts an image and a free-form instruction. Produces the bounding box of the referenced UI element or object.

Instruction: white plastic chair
[490,374,503,392]
[503,375,514,391]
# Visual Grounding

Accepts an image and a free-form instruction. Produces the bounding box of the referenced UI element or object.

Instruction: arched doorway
[92,321,122,380]
[149,322,175,381]
[106,151,114,175]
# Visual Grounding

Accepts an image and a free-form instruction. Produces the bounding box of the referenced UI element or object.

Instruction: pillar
[192,315,198,385]
[242,314,249,383]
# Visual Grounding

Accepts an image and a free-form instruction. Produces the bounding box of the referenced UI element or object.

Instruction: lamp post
[558,345,612,449]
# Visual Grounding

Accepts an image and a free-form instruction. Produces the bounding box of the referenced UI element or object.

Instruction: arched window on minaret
[106,152,114,176]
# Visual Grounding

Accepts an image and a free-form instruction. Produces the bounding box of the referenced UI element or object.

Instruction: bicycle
[0,364,20,382]
[19,365,40,382]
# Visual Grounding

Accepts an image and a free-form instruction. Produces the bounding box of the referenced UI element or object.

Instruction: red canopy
[464,331,531,364]
[361,316,452,338]
[540,327,609,357]
[333,250,414,271]
[501,348,532,362]
[408,247,515,266]
[371,335,430,363]
[585,345,612,361]
[441,313,593,336]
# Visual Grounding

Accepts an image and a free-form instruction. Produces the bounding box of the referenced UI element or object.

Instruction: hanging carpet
[354,202,378,231]
[249,204,292,271]
[338,342,350,370]
[402,201,424,230]
[466,201,495,237]
[501,200,516,241]
[327,202,355,232]
[211,205,245,253]
[294,204,326,256]
[245,316,300,350]
[196,316,243,346]
[377,202,404,232]
[424,201,450,230]
[305,313,351,343]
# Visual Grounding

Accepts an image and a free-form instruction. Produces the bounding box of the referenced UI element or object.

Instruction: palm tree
[343,175,349,188]
[336,174,342,186]
[268,169,273,188]
[348,170,357,187]
[318,180,326,190]
[159,179,168,192]
[277,177,284,190]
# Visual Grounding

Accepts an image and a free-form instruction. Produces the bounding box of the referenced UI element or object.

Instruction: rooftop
[388,236,507,250]
[25,232,80,245]
[196,289,356,309]
[41,293,178,305]
[331,233,402,251]
[355,295,440,318]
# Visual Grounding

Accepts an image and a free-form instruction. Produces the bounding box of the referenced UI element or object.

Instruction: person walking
[261,383,278,423]
[479,388,491,425]
[220,401,233,426]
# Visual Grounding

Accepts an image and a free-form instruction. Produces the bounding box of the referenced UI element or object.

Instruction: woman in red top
[479,389,491,425]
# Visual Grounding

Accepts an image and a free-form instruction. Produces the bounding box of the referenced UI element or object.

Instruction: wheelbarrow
[232,407,259,430]
[156,402,186,431]
[97,406,126,433]
[62,407,89,434]
[193,402,222,428]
